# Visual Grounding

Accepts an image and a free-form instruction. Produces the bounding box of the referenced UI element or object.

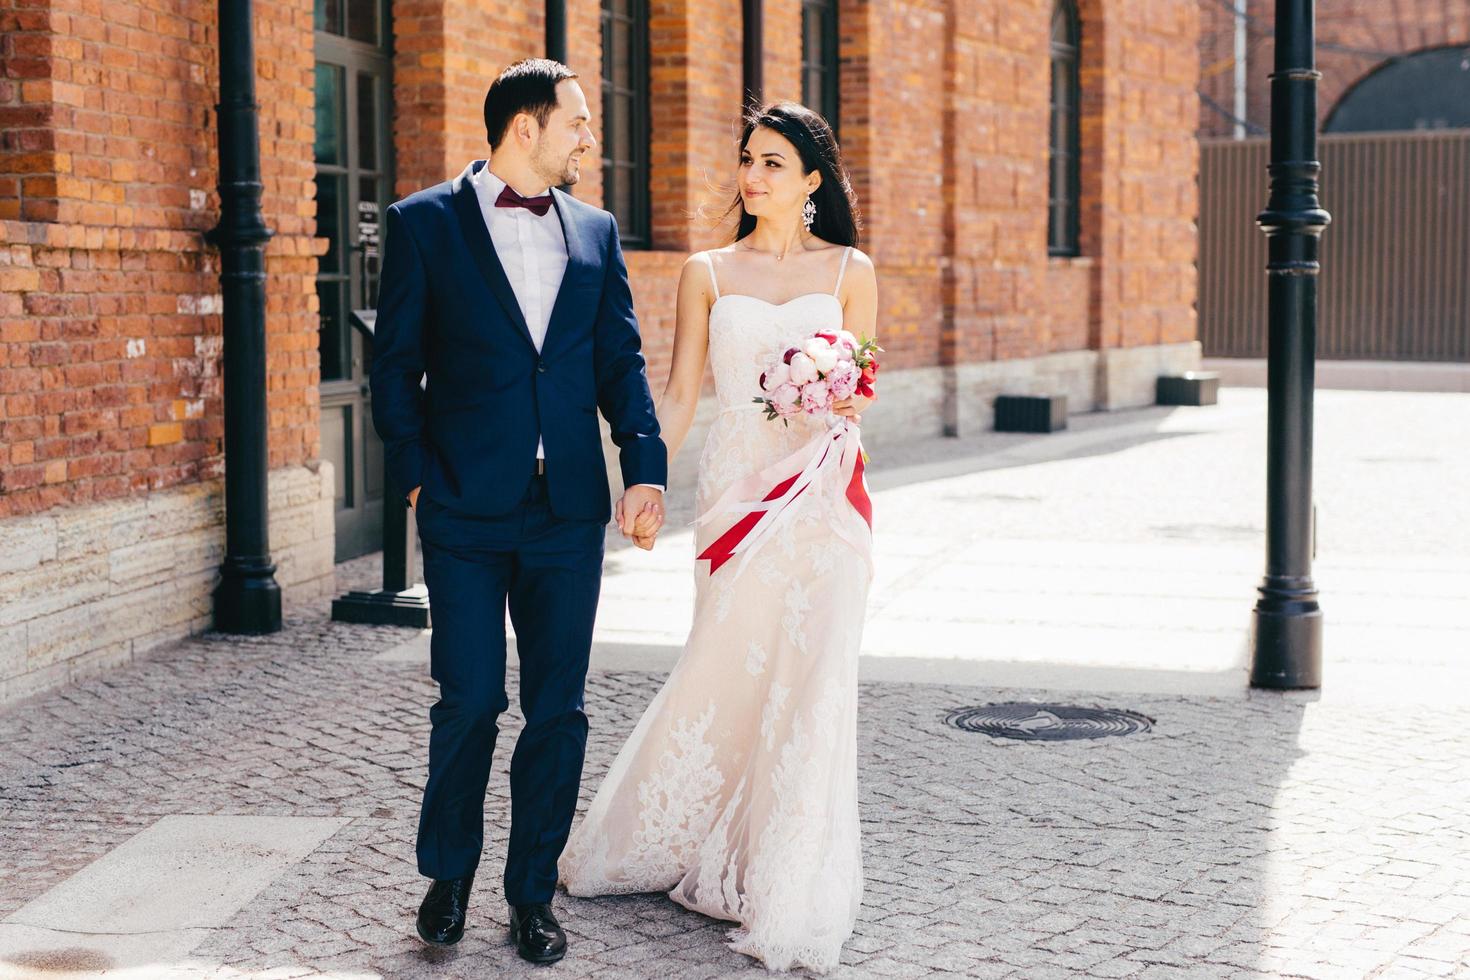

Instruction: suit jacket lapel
[451,167,536,351]
[542,187,594,356]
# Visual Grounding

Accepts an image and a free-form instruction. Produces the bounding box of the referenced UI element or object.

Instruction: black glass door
[315,0,392,561]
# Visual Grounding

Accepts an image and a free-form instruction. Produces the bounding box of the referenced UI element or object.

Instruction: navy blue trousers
[413,472,603,905]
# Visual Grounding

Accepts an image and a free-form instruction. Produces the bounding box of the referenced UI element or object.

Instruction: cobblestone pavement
[2,389,1470,979]
[4,612,1470,978]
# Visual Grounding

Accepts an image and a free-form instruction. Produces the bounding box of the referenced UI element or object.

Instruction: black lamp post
[742,0,764,111]
[546,0,567,64]
[1250,0,1329,687]
[208,0,282,633]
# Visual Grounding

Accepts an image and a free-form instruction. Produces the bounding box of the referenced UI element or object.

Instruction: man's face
[532,79,596,186]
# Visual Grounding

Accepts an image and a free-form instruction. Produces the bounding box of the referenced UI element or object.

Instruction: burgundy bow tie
[495,184,554,217]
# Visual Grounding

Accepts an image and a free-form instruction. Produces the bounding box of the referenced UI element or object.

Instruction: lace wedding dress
[559,246,872,973]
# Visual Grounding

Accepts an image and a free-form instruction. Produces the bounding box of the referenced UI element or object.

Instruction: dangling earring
[802,196,817,231]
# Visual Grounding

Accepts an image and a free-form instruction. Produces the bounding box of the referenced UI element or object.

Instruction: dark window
[1324,45,1470,133]
[1048,0,1081,257]
[801,0,840,135]
[314,0,382,46]
[601,0,651,248]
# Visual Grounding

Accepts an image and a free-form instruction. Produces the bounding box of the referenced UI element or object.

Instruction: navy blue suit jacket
[369,161,667,522]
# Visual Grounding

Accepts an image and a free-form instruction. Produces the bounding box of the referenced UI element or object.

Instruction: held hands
[616,485,665,551]
[414,483,665,551]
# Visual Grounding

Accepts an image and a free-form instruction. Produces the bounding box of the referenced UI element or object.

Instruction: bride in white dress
[558,102,878,974]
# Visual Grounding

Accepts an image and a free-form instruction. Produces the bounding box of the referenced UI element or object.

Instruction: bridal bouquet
[754,330,882,423]
[696,330,881,577]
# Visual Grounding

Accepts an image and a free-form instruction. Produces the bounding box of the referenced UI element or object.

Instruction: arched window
[802,0,840,135]
[1324,45,1470,133]
[1048,0,1081,257]
[601,0,650,248]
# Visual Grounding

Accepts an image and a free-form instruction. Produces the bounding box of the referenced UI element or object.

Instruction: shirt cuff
[630,483,665,493]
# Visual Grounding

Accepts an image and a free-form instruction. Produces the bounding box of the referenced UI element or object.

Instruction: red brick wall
[950,0,1052,367]
[1112,0,1199,348]
[2,0,1201,519]
[937,0,1198,367]
[1198,0,1470,138]
[761,0,802,104]
[0,0,319,519]
[568,0,605,207]
[1043,259,1092,352]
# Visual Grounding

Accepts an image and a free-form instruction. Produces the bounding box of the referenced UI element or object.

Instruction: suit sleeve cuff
[387,441,426,506]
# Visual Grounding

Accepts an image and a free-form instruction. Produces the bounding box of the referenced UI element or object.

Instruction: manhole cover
[945,703,1154,740]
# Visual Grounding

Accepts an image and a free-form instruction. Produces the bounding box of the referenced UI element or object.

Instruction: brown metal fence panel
[1198,130,1470,362]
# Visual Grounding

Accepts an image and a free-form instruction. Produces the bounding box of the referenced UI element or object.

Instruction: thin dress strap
[833,246,853,296]
[703,251,721,300]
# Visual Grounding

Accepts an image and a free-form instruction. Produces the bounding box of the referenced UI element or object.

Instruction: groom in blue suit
[369,59,667,964]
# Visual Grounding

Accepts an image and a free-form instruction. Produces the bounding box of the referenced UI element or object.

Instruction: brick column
[645,0,744,253]
[761,0,802,104]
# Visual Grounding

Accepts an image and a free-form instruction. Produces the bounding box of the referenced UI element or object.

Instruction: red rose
[860,364,877,384]
[815,332,838,344]
[856,382,874,399]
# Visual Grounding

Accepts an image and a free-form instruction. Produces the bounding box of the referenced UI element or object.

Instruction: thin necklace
[738,238,807,262]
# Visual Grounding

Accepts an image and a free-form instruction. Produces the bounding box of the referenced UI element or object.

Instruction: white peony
[788,352,818,385]
[802,337,839,374]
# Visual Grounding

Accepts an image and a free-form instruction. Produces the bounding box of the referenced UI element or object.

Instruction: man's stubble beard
[533,141,580,188]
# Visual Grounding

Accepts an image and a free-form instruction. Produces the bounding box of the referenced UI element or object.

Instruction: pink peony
[787,351,818,385]
[771,383,802,417]
[763,361,791,390]
[801,380,832,415]
[827,360,859,401]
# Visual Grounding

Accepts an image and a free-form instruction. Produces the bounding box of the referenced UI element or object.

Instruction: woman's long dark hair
[722,101,861,248]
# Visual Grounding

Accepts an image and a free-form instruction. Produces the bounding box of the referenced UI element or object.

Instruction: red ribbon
[846,449,872,529]
[697,430,872,575]
[696,472,807,574]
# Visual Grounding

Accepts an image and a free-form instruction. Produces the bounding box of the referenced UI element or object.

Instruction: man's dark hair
[483,59,579,151]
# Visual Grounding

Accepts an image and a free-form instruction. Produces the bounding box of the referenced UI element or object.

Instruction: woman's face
[738,126,819,220]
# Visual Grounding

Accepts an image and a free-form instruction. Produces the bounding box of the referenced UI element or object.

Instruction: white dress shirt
[469,164,566,461]
[466,162,663,495]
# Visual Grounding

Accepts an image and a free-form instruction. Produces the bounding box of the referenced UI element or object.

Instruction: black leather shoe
[508,902,566,964]
[416,875,473,947]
